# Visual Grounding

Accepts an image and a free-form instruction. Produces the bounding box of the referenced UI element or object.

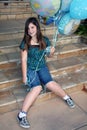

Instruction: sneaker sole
[20,124,30,129]
[70,104,76,109]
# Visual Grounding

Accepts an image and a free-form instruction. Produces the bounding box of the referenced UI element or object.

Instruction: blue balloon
[38,15,54,25]
[46,17,54,25]
[60,0,73,12]
[70,0,87,20]
[54,11,66,25]
[56,13,81,35]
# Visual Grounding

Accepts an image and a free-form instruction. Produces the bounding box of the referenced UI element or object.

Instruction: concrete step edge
[0,11,33,15]
[0,60,87,91]
[0,43,87,65]
[0,22,54,35]
[0,35,82,49]
[0,1,30,4]
[0,81,87,114]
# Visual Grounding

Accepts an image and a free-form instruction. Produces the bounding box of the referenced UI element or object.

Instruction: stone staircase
[0,0,87,114]
[0,0,36,20]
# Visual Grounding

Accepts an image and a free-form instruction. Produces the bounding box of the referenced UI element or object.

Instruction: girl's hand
[49,46,55,56]
[23,76,27,85]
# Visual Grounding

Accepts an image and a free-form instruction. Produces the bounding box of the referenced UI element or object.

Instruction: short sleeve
[19,40,25,50]
[43,36,51,47]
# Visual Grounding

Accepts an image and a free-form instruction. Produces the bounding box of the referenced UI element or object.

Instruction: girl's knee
[32,85,42,92]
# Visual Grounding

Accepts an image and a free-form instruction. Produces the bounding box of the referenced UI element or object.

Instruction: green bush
[75,23,87,36]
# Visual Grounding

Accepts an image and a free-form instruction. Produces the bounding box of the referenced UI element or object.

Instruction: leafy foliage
[75,23,87,36]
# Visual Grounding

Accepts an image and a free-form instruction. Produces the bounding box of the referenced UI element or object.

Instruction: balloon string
[52,19,65,55]
[52,21,59,47]
[52,14,65,48]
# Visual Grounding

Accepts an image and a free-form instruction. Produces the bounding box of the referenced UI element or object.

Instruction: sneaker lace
[67,98,73,105]
[22,117,29,125]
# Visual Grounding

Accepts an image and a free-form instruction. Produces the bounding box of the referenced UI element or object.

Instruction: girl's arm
[21,49,27,84]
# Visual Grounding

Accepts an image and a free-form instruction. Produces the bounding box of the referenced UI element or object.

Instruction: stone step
[0,19,58,41]
[0,4,31,14]
[0,35,85,54]
[1,18,85,43]
[0,0,34,20]
[0,11,37,20]
[56,41,87,59]
[0,1,30,12]
[0,19,25,41]
[0,66,87,114]
[0,41,87,69]
[0,0,87,115]
[0,0,29,7]
[0,54,87,91]
[0,38,21,54]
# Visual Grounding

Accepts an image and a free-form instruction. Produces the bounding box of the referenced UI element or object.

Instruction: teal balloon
[60,0,72,12]
[30,0,61,17]
[57,13,81,35]
[70,0,87,20]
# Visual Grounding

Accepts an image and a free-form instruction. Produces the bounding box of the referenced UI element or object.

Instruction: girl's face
[28,23,37,37]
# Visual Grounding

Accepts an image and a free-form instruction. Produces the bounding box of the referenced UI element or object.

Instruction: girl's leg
[46,81,66,98]
[17,86,42,128]
[46,81,75,108]
[22,69,42,112]
[22,85,42,112]
[38,66,75,108]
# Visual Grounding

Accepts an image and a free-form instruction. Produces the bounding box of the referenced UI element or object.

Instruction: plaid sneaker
[65,97,75,108]
[17,114,30,128]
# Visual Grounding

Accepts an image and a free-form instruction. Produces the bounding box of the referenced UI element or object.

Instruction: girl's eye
[31,26,34,29]
[28,27,34,30]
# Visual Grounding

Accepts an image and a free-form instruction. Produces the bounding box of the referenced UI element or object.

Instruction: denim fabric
[27,66,53,88]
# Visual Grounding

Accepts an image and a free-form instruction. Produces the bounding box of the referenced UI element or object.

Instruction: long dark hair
[23,17,46,50]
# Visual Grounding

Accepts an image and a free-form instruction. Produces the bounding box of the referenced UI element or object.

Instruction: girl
[17,17,75,128]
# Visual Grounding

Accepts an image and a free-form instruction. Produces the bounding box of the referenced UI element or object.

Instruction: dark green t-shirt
[19,36,51,70]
